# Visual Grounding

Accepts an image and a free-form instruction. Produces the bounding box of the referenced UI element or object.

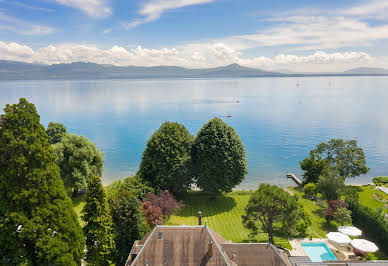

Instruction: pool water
[301,242,337,262]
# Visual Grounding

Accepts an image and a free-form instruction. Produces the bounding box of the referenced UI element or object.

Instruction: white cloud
[343,0,388,19]
[11,2,55,12]
[0,13,54,35]
[0,40,383,72]
[123,0,215,29]
[53,0,111,18]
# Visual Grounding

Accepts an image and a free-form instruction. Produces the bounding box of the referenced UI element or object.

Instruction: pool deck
[289,238,355,261]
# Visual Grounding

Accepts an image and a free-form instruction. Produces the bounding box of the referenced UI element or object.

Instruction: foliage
[53,134,104,197]
[242,184,301,244]
[346,196,388,255]
[323,199,349,220]
[373,176,388,186]
[138,121,194,194]
[143,191,184,221]
[142,201,163,226]
[192,118,247,192]
[0,98,85,265]
[81,175,115,265]
[46,122,67,144]
[317,169,345,200]
[333,207,352,225]
[300,139,369,183]
[300,155,330,184]
[303,183,318,198]
[106,176,153,204]
[282,204,312,237]
[110,190,149,266]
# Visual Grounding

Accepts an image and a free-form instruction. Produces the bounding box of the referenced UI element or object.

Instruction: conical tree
[0,98,85,265]
[82,175,115,265]
[138,121,194,194]
[192,118,247,192]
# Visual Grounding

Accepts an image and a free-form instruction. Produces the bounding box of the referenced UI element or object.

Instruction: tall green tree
[0,98,85,265]
[81,175,115,265]
[192,118,247,192]
[300,139,369,183]
[46,122,67,144]
[138,121,194,194]
[242,184,304,244]
[53,134,104,197]
[317,169,345,200]
[110,190,148,266]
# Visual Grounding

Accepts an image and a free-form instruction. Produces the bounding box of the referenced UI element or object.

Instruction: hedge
[347,197,388,254]
[373,176,388,186]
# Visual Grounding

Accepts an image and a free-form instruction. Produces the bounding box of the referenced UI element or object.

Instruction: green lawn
[358,186,388,213]
[289,187,336,238]
[167,191,291,249]
[72,194,86,227]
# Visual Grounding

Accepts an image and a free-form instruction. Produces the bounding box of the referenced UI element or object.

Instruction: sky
[0,0,388,72]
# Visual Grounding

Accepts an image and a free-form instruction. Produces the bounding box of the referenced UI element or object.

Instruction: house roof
[222,243,292,266]
[126,225,291,266]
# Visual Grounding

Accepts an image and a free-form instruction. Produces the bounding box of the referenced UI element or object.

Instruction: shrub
[323,199,349,220]
[303,183,318,198]
[373,176,388,186]
[347,197,388,254]
[333,207,352,225]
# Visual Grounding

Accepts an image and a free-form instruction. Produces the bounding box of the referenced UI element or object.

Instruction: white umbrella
[326,232,351,245]
[351,239,379,253]
[338,226,362,237]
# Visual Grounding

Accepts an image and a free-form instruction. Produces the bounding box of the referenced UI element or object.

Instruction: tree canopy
[300,139,369,183]
[0,98,85,265]
[317,168,345,200]
[138,121,194,194]
[82,175,115,265]
[53,134,104,197]
[110,190,148,266]
[192,118,247,192]
[242,184,307,244]
[46,122,67,144]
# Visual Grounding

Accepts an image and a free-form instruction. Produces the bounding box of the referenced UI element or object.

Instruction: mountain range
[0,60,388,80]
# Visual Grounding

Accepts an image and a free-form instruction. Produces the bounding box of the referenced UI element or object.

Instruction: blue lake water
[1,77,388,189]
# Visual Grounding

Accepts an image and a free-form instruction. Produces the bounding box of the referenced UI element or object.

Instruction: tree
[142,201,163,226]
[323,199,349,221]
[242,184,301,244]
[53,134,104,197]
[106,176,153,204]
[143,191,184,222]
[317,169,345,200]
[333,208,352,225]
[138,121,194,194]
[300,139,369,183]
[0,98,85,265]
[303,183,318,198]
[300,154,330,184]
[46,122,67,144]
[192,118,247,192]
[110,190,148,266]
[81,175,115,265]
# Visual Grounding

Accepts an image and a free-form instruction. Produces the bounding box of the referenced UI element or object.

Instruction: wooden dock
[287,173,302,187]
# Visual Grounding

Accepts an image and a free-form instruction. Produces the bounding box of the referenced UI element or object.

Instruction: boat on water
[226,114,232,118]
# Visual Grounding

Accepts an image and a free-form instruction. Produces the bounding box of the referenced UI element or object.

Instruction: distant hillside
[0,60,281,80]
[1,60,388,80]
[344,67,388,75]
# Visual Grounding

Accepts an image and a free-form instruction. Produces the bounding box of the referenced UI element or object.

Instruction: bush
[373,176,388,186]
[347,197,388,255]
[304,183,318,198]
[323,199,349,220]
[333,207,352,225]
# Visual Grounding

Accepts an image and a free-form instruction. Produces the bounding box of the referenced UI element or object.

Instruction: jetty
[287,173,302,187]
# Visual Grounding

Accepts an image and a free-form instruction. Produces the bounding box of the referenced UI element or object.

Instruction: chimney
[198,211,202,225]
[208,240,213,257]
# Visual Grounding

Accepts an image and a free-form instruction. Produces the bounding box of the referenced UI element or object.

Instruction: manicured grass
[167,191,291,249]
[72,194,86,227]
[289,187,336,238]
[358,186,388,213]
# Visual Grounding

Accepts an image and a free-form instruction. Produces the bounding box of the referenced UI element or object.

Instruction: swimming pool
[301,242,337,262]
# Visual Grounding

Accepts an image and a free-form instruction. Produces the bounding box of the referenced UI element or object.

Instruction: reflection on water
[1,77,388,188]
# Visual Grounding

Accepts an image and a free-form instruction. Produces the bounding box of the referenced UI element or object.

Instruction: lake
[1,76,387,189]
